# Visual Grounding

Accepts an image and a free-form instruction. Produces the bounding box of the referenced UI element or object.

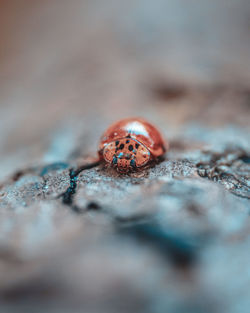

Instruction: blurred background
[1,0,249,178]
[0,1,250,313]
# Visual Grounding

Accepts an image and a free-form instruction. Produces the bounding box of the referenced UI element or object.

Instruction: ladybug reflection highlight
[98,118,168,173]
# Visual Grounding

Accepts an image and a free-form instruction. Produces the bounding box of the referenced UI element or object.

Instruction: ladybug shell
[99,118,167,158]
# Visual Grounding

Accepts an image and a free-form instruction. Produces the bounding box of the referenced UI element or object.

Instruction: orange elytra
[98,118,168,173]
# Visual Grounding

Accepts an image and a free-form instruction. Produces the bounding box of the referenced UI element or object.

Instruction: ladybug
[98,118,168,173]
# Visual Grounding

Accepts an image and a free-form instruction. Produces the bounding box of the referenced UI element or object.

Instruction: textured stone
[0,1,250,313]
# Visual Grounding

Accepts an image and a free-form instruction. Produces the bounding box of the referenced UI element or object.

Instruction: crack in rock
[60,160,100,212]
[197,148,250,198]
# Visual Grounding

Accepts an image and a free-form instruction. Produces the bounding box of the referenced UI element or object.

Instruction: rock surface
[0,1,250,313]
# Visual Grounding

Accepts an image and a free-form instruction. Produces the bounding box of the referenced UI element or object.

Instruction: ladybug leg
[130,159,136,169]
[112,155,118,165]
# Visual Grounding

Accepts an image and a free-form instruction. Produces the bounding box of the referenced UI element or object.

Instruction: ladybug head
[102,138,150,172]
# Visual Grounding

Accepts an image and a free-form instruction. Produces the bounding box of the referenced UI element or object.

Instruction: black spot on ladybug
[119,144,124,150]
[115,141,119,146]
[126,139,130,143]
[135,143,139,149]
[130,159,136,168]
[128,145,133,151]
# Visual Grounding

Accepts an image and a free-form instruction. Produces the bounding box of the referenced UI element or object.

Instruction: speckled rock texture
[0,1,250,313]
